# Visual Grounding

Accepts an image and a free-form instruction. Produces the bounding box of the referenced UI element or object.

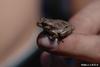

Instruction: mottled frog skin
[37,17,74,41]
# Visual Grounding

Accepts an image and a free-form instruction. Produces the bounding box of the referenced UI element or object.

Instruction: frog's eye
[45,26,51,29]
[65,25,69,28]
[46,22,53,26]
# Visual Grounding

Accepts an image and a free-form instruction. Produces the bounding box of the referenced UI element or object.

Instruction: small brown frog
[37,17,74,42]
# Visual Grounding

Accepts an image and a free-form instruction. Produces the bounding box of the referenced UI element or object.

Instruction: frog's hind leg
[58,33,65,43]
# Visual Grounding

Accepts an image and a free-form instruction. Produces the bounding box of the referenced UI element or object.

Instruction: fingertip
[37,32,59,50]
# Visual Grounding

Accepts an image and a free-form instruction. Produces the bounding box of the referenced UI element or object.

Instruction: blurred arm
[0,0,41,66]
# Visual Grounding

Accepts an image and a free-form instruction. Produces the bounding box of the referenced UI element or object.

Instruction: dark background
[42,0,71,20]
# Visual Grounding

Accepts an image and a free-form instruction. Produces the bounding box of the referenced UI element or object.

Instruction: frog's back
[53,19,69,29]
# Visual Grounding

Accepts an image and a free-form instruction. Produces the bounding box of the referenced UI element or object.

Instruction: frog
[37,17,74,42]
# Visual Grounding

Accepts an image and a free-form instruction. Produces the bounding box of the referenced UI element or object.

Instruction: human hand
[37,0,100,63]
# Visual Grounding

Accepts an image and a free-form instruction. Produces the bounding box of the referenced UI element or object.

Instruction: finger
[48,34,100,63]
[40,52,68,67]
[37,32,59,49]
[69,0,100,35]
[38,32,100,62]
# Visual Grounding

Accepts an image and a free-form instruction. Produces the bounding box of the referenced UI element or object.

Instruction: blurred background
[17,0,92,67]
[42,0,71,20]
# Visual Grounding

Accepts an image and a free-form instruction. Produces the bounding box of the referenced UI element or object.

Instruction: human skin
[38,0,100,63]
[0,0,40,66]
[70,0,95,14]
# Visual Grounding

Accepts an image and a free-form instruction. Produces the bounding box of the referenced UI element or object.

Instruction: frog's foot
[48,36,56,41]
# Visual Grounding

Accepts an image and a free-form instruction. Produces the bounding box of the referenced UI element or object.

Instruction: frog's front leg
[48,31,58,41]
